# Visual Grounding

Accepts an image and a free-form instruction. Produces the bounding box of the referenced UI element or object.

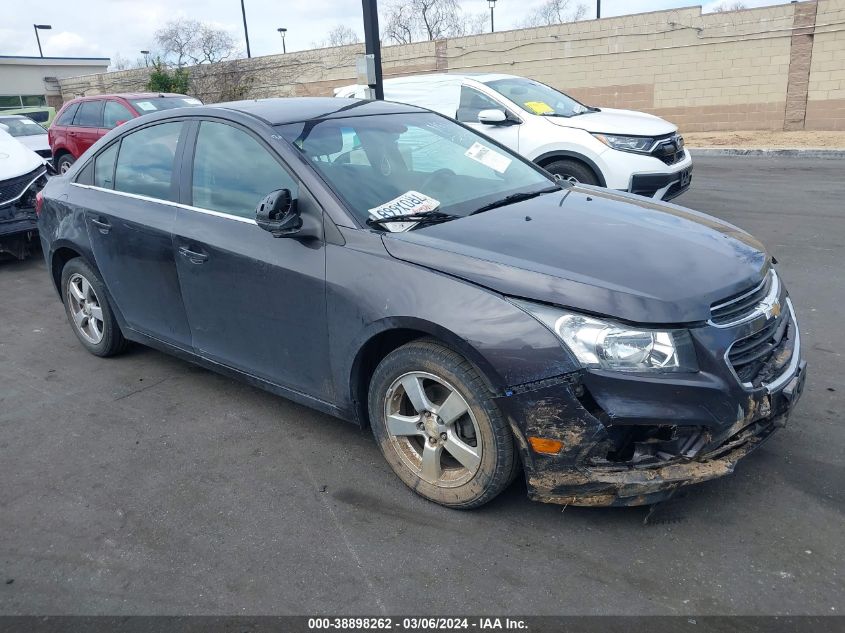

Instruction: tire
[543,158,600,186]
[56,153,75,175]
[60,258,127,357]
[368,338,518,509]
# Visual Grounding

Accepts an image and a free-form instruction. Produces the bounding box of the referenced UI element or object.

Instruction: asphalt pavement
[0,156,842,615]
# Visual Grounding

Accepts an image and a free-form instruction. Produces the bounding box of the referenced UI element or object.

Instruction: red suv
[48,93,202,173]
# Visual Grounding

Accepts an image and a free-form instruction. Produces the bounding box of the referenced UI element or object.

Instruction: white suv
[336,73,693,200]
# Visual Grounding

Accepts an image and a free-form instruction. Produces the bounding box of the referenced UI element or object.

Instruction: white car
[0,128,48,259]
[336,73,693,200]
[0,114,52,161]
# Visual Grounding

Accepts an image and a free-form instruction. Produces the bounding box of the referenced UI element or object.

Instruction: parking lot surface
[0,156,842,615]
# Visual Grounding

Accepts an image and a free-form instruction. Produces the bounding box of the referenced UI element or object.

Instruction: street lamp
[33,24,51,58]
[277,27,287,54]
[140,50,150,67]
[241,0,252,58]
[488,0,496,33]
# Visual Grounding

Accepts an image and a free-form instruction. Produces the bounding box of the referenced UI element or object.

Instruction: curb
[688,147,845,159]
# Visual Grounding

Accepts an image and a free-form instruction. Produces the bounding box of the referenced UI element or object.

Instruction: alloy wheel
[67,273,104,344]
[383,371,482,487]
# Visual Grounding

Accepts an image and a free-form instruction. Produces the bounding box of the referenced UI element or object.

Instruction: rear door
[69,100,105,157]
[172,118,331,400]
[77,121,192,347]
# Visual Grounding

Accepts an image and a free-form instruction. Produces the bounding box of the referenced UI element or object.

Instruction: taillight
[35,191,44,217]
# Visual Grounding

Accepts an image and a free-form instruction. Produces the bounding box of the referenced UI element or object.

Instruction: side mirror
[256,188,302,238]
[477,109,507,125]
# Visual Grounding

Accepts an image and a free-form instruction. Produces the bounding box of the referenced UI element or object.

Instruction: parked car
[0,114,52,160]
[48,93,202,174]
[2,106,56,128]
[38,98,805,509]
[0,128,48,259]
[336,74,693,200]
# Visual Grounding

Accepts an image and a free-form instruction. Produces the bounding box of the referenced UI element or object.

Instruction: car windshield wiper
[366,211,460,230]
[469,186,561,216]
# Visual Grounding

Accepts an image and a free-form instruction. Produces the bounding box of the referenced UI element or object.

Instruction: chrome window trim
[69,182,258,225]
[723,297,800,393]
[708,270,779,328]
[0,167,47,207]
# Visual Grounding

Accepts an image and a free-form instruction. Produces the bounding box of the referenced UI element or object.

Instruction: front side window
[55,103,80,126]
[114,122,182,201]
[484,78,590,118]
[278,112,552,227]
[103,101,134,129]
[456,87,506,123]
[73,101,103,128]
[191,121,297,219]
[94,142,118,189]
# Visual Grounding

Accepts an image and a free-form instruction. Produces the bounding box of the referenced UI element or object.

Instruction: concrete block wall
[58,1,845,132]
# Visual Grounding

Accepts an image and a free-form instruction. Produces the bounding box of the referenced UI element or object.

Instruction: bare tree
[522,0,587,27]
[109,52,145,71]
[712,1,747,12]
[381,0,484,43]
[312,24,361,48]
[155,18,239,67]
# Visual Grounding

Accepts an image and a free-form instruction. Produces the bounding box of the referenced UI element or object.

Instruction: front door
[455,86,520,152]
[172,119,331,401]
[81,121,192,347]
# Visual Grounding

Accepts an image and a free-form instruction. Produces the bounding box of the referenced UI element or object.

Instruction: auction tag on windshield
[368,191,440,232]
[524,101,554,114]
[135,101,157,111]
[465,142,512,174]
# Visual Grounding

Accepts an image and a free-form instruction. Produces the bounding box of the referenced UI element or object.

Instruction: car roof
[208,97,426,125]
[68,93,188,102]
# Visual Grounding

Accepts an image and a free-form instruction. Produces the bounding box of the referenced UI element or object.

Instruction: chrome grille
[0,166,44,207]
[710,271,776,326]
[728,309,794,388]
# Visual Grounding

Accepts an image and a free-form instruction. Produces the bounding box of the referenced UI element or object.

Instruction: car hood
[381,187,769,324]
[0,130,44,179]
[546,107,677,136]
[14,134,50,153]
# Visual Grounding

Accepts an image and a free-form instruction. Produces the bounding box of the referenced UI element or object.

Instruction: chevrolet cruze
[37,98,806,509]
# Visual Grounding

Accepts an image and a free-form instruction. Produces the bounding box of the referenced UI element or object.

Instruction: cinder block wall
[59,0,844,132]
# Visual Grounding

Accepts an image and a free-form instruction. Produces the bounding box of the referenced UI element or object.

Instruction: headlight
[512,300,698,373]
[593,133,654,154]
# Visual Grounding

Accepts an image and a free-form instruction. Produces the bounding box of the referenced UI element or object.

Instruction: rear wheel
[543,158,600,186]
[368,339,518,509]
[60,258,127,357]
[56,153,75,174]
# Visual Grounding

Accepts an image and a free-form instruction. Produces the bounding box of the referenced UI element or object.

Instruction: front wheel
[543,158,600,186]
[368,339,518,509]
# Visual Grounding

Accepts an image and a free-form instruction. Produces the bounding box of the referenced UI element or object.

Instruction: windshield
[278,112,554,228]
[128,96,202,112]
[0,117,47,137]
[484,78,591,118]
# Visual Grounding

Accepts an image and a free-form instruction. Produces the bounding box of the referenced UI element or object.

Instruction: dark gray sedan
[37,98,805,509]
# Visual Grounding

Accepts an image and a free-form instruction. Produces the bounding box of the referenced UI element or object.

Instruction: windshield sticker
[135,101,157,111]
[182,98,202,105]
[368,191,440,232]
[523,101,554,115]
[464,142,512,174]
[21,119,39,126]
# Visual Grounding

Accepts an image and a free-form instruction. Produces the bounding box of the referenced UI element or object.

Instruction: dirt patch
[684,130,845,149]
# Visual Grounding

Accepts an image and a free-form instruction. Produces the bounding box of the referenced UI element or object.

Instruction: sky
[2,0,793,66]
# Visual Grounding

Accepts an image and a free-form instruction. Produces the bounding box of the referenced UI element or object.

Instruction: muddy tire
[368,338,518,509]
[543,158,599,186]
[56,153,75,175]
[60,258,127,357]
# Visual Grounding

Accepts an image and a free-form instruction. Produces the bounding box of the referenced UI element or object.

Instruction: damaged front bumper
[495,308,807,507]
[0,167,47,259]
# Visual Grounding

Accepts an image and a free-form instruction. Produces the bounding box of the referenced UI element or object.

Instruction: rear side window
[191,121,297,219]
[55,103,79,126]
[94,143,118,188]
[73,101,103,127]
[114,122,182,201]
[103,101,134,129]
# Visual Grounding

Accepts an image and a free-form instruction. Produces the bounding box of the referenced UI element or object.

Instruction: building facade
[0,56,110,111]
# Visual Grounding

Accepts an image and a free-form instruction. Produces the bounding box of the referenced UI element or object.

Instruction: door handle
[178,245,209,264]
[89,216,111,234]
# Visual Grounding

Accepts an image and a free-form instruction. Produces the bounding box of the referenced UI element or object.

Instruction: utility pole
[597,0,601,19]
[240,0,252,58]
[361,0,384,99]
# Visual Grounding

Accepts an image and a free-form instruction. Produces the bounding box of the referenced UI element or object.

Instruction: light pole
[597,0,601,18]
[33,24,51,58]
[240,0,251,58]
[488,0,496,33]
[140,50,150,67]
[277,27,287,54]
